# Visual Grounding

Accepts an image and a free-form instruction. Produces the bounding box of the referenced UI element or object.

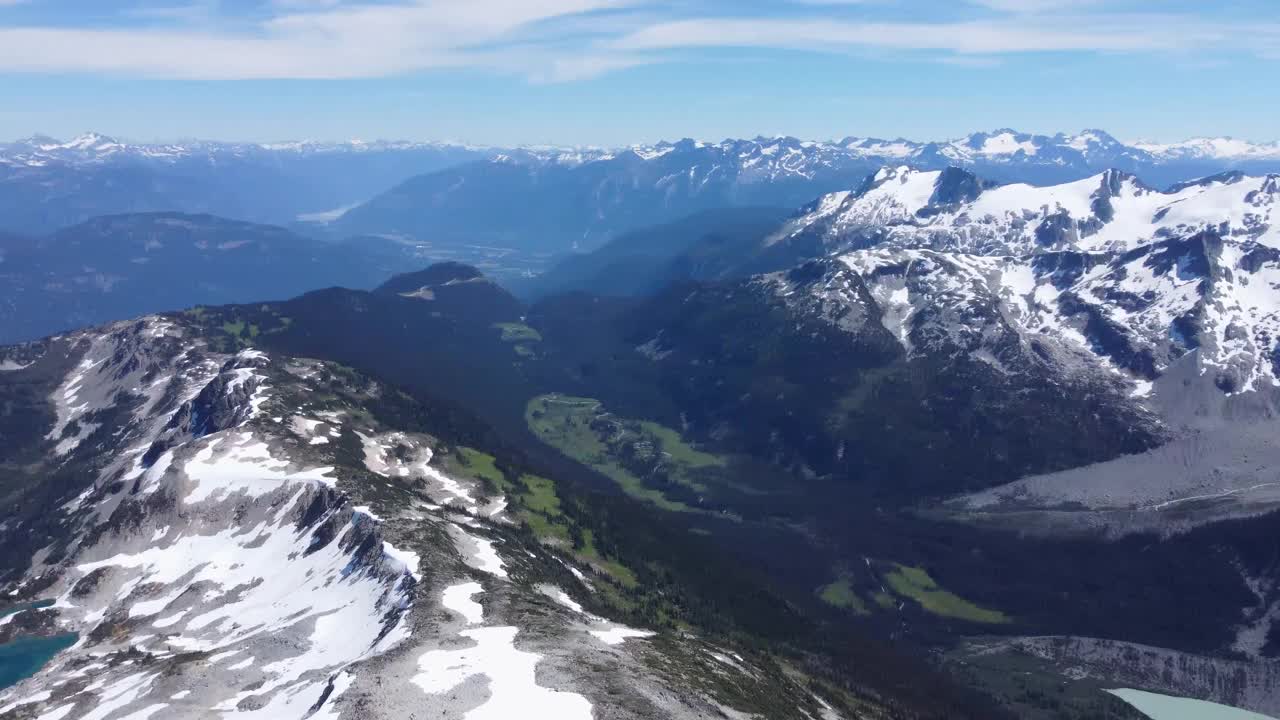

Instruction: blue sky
[0,0,1277,146]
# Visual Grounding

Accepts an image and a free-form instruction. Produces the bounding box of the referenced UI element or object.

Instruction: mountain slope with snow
[729,165,1280,532]
[0,313,884,720]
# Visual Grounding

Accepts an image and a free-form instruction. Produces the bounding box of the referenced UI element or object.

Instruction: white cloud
[0,0,634,79]
[0,0,1272,82]
[968,0,1104,12]
[611,17,1225,55]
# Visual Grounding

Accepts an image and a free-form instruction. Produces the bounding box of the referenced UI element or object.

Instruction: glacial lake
[1109,689,1279,720]
[0,599,54,620]
[0,600,77,691]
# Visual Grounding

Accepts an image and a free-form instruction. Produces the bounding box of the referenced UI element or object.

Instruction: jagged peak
[928,166,993,207]
[1093,168,1152,196]
[1066,128,1123,146]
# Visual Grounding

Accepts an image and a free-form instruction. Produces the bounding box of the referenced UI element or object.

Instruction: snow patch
[184,433,337,503]
[589,626,655,646]
[413,627,593,720]
[442,582,485,625]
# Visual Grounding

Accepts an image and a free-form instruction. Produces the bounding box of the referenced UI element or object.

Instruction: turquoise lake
[0,600,77,691]
[1109,689,1279,720]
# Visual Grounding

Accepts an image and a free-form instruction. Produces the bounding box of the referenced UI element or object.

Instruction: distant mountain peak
[66,131,119,147]
[6,128,1280,177]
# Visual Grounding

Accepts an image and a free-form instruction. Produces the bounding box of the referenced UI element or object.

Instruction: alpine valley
[1,128,1280,720]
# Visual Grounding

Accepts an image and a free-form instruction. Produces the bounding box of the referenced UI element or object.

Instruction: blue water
[0,599,53,619]
[1108,689,1279,720]
[0,601,77,691]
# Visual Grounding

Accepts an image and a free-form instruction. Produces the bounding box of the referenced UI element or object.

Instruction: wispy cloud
[611,16,1229,55]
[967,0,1105,13]
[0,0,638,79]
[0,0,1272,82]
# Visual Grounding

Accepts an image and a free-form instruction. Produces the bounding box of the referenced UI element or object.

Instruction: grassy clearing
[454,447,508,491]
[219,319,261,339]
[526,395,693,511]
[515,474,571,542]
[885,564,1009,624]
[639,421,724,471]
[522,512,570,543]
[493,322,543,343]
[519,474,560,514]
[525,394,731,513]
[818,579,869,615]
[449,445,638,587]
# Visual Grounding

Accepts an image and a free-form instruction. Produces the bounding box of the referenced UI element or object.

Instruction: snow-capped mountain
[1133,137,1280,162]
[521,128,1280,185]
[859,128,1280,181]
[0,132,484,167]
[775,166,1280,257]
[6,128,1278,176]
[0,135,490,236]
[2,126,1265,178]
[4,127,1278,243]
[762,165,1280,402]
[652,163,1277,533]
[831,230,1280,399]
[333,128,1280,254]
[0,313,850,719]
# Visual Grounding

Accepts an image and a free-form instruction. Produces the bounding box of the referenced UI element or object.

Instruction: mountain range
[0,133,487,236]
[5,128,1280,247]
[3,127,1280,719]
[325,129,1280,254]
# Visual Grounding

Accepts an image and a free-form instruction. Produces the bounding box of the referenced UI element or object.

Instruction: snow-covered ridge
[512,128,1280,174]
[758,164,1280,424]
[7,128,1279,175]
[780,166,1280,257]
[0,320,419,718]
[1133,137,1280,162]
